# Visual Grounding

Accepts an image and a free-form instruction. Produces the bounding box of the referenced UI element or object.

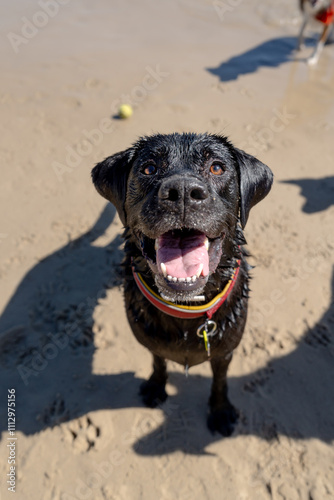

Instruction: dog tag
[197,320,217,357]
[203,329,211,357]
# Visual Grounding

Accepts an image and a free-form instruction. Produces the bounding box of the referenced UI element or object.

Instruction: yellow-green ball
[119,104,133,119]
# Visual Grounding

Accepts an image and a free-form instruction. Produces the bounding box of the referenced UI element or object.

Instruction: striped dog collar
[315,1,334,25]
[132,260,241,320]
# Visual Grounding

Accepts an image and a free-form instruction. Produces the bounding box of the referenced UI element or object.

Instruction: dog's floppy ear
[91,149,134,226]
[234,148,273,229]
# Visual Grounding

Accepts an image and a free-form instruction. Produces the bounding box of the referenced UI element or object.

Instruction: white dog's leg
[308,23,332,64]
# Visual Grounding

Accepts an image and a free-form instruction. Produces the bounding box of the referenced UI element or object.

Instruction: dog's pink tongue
[156,232,209,278]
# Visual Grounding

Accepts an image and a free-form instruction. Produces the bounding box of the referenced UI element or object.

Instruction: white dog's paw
[307,55,319,65]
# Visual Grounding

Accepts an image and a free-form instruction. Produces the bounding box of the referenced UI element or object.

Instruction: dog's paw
[307,55,319,66]
[207,403,239,437]
[139,379,168,408]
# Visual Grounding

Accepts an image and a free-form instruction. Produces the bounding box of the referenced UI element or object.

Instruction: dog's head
[92,133,273,301]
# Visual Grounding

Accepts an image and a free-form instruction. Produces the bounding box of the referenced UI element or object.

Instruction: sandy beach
[0,0,334,499]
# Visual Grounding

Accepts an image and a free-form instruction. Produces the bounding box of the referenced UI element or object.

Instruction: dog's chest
[125,290,247,368]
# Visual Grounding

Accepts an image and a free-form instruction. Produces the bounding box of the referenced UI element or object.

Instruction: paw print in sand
[65,415,101,453]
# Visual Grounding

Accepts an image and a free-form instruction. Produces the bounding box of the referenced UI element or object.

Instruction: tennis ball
[118,104,133,119]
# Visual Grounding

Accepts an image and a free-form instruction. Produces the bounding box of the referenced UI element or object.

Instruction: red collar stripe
[132,261,240,320]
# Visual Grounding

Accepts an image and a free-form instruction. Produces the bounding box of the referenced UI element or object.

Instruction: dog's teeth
[166,274,201,283]
[155,240,159,250]
[160,262,167,277]
[196,263,203,278]
[205,238,209,251]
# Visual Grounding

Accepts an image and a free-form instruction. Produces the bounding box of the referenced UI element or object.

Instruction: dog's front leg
[297,15,308,50]
[308,24,332,64]
[140,354,168,408]
[208,355,239,436]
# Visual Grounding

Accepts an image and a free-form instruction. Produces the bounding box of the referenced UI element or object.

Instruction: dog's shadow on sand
[135,271,334,454]
[282,176,334,213]
[0,203,333,454]
[207,36,318,82]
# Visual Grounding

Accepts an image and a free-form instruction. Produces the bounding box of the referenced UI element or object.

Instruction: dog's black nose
[158,176,209,205]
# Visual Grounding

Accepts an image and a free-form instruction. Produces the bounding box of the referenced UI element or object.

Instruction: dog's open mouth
[156,230,209,281]
[139,228,224,299]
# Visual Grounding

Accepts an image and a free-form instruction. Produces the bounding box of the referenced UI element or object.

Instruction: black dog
[92,133,273,436]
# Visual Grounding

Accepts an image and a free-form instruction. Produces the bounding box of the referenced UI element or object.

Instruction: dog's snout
[158,177,209,206]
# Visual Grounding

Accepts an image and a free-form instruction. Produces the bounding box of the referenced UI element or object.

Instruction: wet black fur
[92,133,273,436]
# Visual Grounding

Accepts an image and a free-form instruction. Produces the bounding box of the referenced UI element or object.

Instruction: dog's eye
[142,162,157,175]
[209,162,224,175]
